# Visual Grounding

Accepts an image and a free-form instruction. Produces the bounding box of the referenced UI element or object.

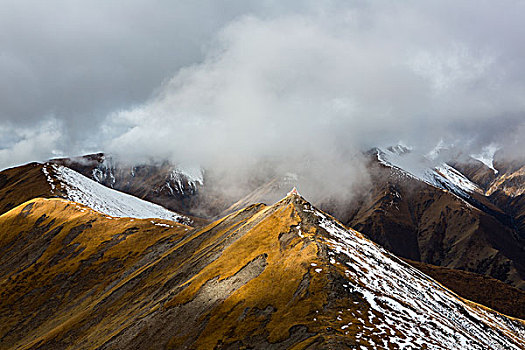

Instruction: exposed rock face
[1,194,524,349]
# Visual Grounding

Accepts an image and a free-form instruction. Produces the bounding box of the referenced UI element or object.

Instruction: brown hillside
[1,195,523,349]
[0,198,191,349]
[0,163,55,215]
[339,162,525,290]
[404,259,525,320]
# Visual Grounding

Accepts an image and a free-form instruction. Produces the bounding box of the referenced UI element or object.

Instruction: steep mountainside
[341,159,525,290]
[450,154,525,240]
[3,152,524,300]
[51,154,205,216]
[1,193,524,349]
[0,162,191,224]
[0,198,192,349]
[486,158,525,240]
[373,147,512,224]
[221,150,525,291]
[50,154,302,219]
[403,259,525,320]
[448,158,498,191]
[0,163,53,215]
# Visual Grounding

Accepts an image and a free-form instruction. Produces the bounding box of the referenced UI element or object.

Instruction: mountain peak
[275,187,313,211]
[287,186,300,196]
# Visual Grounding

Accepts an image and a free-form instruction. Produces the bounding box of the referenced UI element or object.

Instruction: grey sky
[0,0,306,162]
[1,0,524,177]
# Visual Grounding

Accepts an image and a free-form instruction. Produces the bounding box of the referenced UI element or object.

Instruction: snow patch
[471,143,499,174]
[42,165,55,191]
[50,164,191,224]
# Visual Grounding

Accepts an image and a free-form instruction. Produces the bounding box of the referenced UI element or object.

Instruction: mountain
[374,146,524,239]
[2,153,525,326]
[50,154,303,219]
[50,154,207,217]
[0,197,192,349]
[469,155,525,239]
[375,145,484,198]
[1,192,524,349]
[212,147,525,291]
[339,147,525,290]
[404,259,525,320]
[0,162,53,215]
[0,161,192,225]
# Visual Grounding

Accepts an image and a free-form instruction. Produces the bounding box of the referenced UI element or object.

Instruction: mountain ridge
[0,161,193,225]
[1,193,524,349]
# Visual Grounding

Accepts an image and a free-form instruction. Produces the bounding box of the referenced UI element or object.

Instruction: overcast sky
[1,0,525,174]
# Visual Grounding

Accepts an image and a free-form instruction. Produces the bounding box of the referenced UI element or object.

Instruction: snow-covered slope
[299,196,525,349]
[42,163,191,224]
[376,146,481,198]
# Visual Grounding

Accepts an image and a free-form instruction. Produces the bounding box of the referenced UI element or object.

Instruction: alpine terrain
[1,154,525,349]
[3,1,525,349]
[0,179,524,348]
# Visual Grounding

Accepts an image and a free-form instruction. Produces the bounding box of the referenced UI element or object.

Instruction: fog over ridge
[1,1,524,200]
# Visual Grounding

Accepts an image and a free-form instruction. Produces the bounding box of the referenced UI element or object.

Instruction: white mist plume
[102,1,525,200]
[2,1,525,200]
[0,118,64,170]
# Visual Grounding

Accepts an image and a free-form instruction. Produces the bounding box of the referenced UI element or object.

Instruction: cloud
[0,0,296,142]
[101,1,525,200]
[2,1,525,200]
[0,118,64,170]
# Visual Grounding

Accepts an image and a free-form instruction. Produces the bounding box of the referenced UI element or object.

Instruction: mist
[2,1,525,201]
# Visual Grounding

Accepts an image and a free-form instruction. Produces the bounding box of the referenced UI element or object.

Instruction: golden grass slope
[1,196,371,349]
[0,198,191,349]
[1,195,524,349]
